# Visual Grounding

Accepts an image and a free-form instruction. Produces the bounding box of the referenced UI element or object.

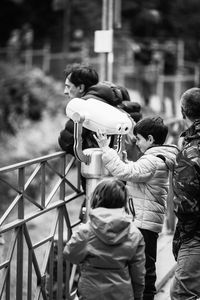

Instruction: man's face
[64,76,82,100]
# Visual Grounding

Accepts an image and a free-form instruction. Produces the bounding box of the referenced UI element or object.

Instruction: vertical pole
[157,75,164,113]
[63,0,71,53]
[177,39,184,71]
[16,168,24,300]
[114,0,122,29]
[101,0,108,81]
[107,0,114,82]
[101,0,113,81]
[175,40,184,117]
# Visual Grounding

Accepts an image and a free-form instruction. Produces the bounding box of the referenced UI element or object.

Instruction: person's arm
[94,130,156,182]
[174,148,200,235]
[129,234,146,300]
[58,119,75,155]
[63,225,88,264]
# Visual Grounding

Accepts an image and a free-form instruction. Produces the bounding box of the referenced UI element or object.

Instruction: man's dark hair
[181,87,200,120]
[64,63,99,91]
[133,116,168,145]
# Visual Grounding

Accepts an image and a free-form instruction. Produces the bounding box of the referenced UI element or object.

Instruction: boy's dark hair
[133,116,168,145]
[181,87,200,120]
[64,64,99,91]
[91,178,128,212]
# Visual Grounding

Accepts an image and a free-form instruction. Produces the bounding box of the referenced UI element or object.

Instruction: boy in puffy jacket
[95,117,179,300]
[64,178,145,300]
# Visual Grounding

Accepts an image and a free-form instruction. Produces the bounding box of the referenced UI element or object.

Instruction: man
[58,64,123,195]
[170,87,200,299]
[58,64,121,155]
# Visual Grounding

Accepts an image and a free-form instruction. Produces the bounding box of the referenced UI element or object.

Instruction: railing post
[57,208,64,300]
[60,154,66,201]
[16,167,25,300]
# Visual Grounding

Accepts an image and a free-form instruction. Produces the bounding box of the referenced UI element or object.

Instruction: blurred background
[0,0,200,165]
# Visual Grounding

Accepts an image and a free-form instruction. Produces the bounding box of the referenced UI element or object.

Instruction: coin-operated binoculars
[66,98,133,220]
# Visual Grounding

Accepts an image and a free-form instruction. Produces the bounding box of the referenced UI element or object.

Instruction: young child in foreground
[63,178,146,300]
[95,116,179,300]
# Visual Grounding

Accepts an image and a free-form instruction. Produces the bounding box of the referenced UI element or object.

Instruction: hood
[83,83,118,107]
[146,144,179,170]
[89,207,132,245]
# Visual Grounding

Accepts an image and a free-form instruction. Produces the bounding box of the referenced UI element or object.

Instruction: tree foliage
[0,62,65,134]
[1,1,200,57]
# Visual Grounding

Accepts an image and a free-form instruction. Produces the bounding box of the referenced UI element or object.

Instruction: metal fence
[0,151,84,300]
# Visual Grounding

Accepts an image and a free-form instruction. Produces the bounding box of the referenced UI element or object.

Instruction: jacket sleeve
[102,147,157,182]
[173,146,200,236]
[63,225,88,264]
[129,233,146,300]
[58,119,75,155]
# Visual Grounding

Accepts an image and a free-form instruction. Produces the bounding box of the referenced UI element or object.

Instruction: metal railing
[0,151,84,300]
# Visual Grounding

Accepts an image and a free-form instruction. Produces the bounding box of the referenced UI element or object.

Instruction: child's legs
[170,239,200,300]
[139,228,158,300]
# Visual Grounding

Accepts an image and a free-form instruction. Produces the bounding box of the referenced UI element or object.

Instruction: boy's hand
[94,129,111,148]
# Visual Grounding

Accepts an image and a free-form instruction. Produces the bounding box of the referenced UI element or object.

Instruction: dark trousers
[139,228,158,300]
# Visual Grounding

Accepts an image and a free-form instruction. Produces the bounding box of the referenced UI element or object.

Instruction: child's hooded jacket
[101,145,179,233]
[64,207,145,300]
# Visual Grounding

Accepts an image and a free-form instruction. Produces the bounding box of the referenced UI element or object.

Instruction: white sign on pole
[94,30,113,53]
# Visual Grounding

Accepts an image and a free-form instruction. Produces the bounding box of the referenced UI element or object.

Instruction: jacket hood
[89,207,132,245]
[146,144,179,170]
[83,83,118,107]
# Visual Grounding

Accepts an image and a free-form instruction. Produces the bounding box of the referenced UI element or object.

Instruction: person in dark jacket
[63,178,146,300]
[58,64,124,195]
[58,64,121,155]
[170,87,200,300]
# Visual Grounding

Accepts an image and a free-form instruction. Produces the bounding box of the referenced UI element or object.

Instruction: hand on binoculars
[94,129,111,148]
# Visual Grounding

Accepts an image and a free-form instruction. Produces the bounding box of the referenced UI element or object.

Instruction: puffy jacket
[101,145,179,233]
[172,120,200,259]
[58,83,120,155]
[63,207,145,300]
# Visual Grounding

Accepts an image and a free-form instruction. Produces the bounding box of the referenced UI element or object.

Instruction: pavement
[155,228,177,299]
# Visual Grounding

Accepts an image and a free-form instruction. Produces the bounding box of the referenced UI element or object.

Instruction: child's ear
[148,134,154,144]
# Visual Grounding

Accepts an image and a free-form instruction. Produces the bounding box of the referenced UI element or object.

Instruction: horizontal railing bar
[0,151,65,173]
[33,236,54,249]
[0,193,82,234]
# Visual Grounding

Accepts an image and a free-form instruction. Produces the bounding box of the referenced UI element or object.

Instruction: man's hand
[94,129,111,148]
